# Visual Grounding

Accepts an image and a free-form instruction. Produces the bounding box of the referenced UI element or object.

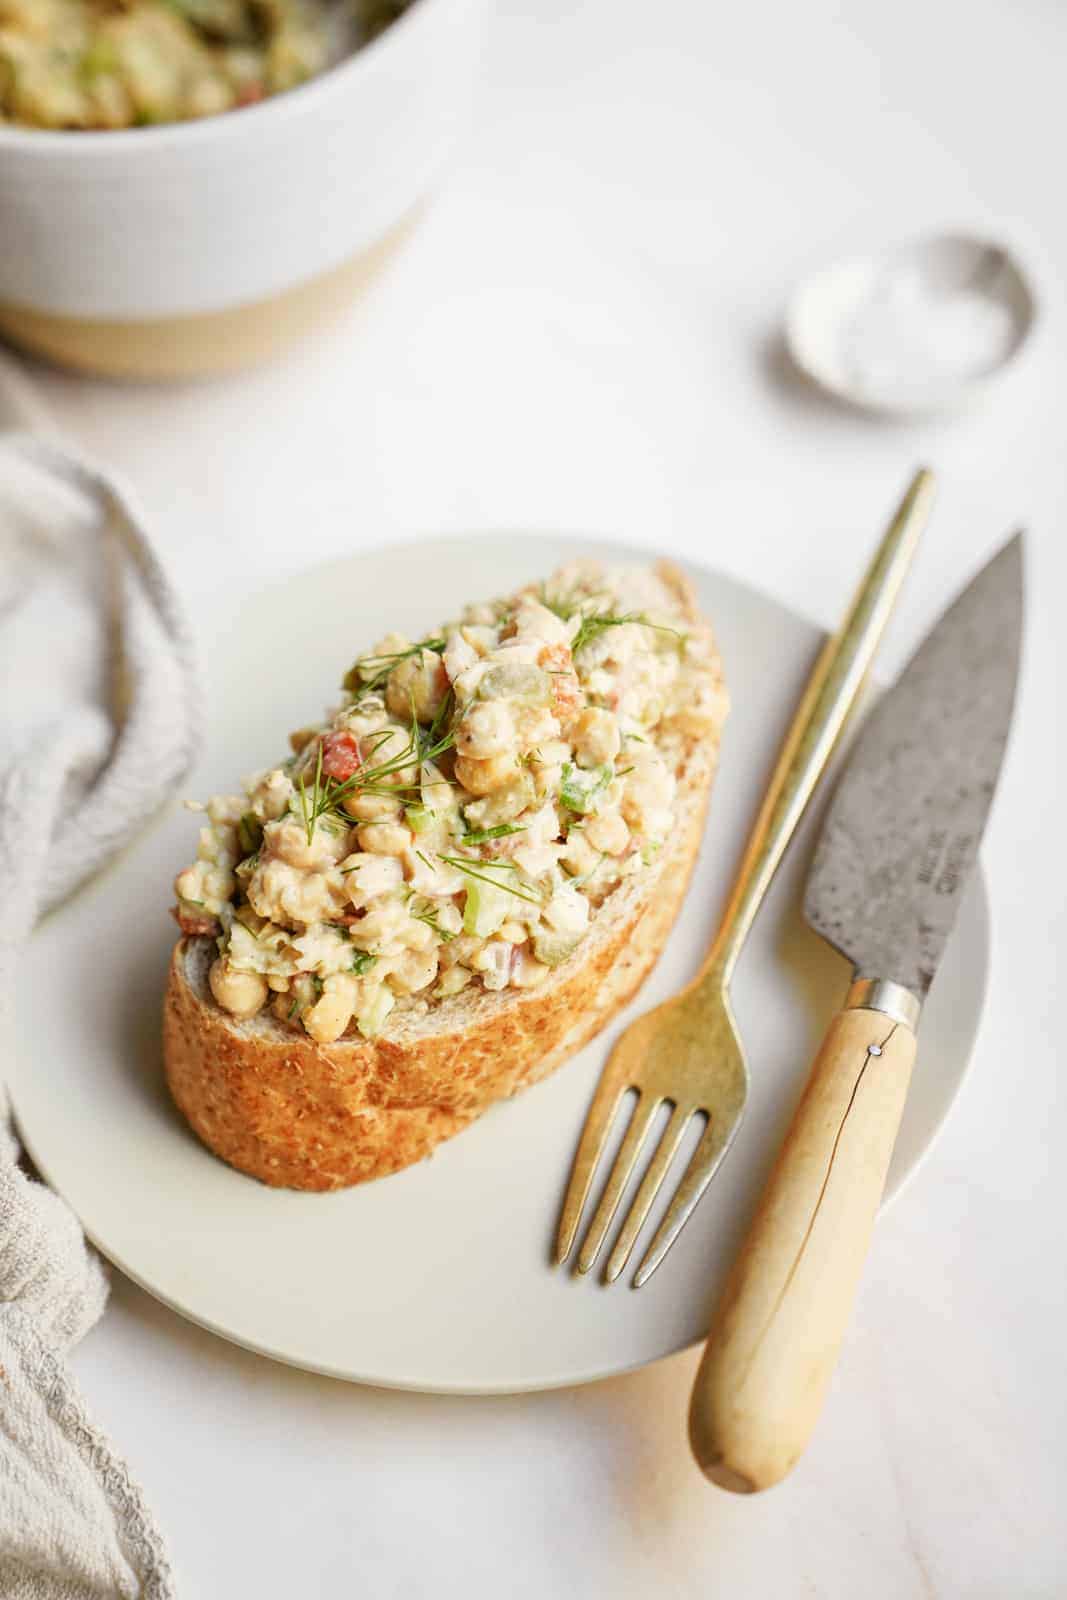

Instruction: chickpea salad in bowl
[173,561,728,1050]
[0,0,409,129]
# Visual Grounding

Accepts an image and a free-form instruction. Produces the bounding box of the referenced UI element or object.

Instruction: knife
[688,533,1024,1493]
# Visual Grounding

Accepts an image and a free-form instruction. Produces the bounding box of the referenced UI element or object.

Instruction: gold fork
[554,469,936,1287]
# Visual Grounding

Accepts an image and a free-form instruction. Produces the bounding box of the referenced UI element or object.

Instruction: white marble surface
[15,0,1067,1591]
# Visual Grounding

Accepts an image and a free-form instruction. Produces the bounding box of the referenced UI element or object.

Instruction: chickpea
[356,820,411,857]
[455,701,514,759]
[386,650,449,724]
[436,965,473,998]
[203,865,237,903]
[584,811,630,856]
[512,704,560,752]
[560,830,600,878]
[342,791,402,822]
[370,724,419,789]
[621,753,675,833]
[209,959,268,1021]
[253,769,293,820]
[572,707,621,768]
[304,976,358,1045]
[269,818,349,871]
[175,868,205,904]
[389,947,440,996]
[348,899,409,950]
[455,751,518,796]
[402,917,437,952]
[462,772,536,828]
[498,921,528,944]
[666,680,730,737]
[185,75,231,120]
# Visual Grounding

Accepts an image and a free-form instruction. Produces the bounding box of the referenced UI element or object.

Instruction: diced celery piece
[462,873,512,939]
[477,663,550,704]
[559,762,613,815]
[405,805,436,835]
[357,985,395,1039]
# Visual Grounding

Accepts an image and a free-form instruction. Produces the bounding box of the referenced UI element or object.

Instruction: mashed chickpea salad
[173,562,727,1047]
[0,0,406,129]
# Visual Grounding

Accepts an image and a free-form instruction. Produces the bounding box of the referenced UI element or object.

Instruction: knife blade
[690,534,1024,1494]
[805,531,1023,1007]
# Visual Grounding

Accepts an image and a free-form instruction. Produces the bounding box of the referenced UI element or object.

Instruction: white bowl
[0,0,489,377]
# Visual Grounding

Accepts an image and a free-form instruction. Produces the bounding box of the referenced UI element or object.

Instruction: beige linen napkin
[0,354,200,1597]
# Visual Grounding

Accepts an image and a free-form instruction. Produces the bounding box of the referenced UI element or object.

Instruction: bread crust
[162,561,725,1190]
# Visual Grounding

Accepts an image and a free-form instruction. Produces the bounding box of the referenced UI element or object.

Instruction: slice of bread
[163,562,726,1190]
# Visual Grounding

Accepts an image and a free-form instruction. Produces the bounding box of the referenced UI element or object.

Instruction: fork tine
[555,1068,631,1265]
[602,1104,692,1284]
[575,1092,662,1275]
[632,1112,741,1288]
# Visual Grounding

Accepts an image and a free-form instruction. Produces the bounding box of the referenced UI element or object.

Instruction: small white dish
[786,233,1036,416]
[10,536,990,1394]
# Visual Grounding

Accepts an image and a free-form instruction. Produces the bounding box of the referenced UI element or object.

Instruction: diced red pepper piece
[539,642,582,725]
[320,730,363,782]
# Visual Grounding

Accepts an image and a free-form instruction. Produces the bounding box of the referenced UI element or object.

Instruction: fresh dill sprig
[438,853,543,907]
[296,739,324,845]
[422,685,455,753]
[342,636,446,693]
[537,585,610,623]
[570,610,687,657]
[350,951,379,976]
[298,716,457,840]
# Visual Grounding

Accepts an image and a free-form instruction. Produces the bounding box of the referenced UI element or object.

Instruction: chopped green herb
[560,762,613,815]
[462,823,527,844]
[408,901,457,943]
[237,811,263,856]
[350,951,379,976]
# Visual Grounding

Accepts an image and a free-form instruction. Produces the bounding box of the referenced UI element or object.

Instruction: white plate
[11,536,990,1394]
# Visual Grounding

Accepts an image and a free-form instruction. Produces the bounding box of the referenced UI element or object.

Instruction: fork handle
[689,1004,917,1493]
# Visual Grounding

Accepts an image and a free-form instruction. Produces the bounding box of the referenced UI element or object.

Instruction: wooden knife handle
[689,1006,917,1493]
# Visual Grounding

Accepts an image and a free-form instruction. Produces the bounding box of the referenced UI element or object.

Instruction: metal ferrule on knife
[844,977,922,1030]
